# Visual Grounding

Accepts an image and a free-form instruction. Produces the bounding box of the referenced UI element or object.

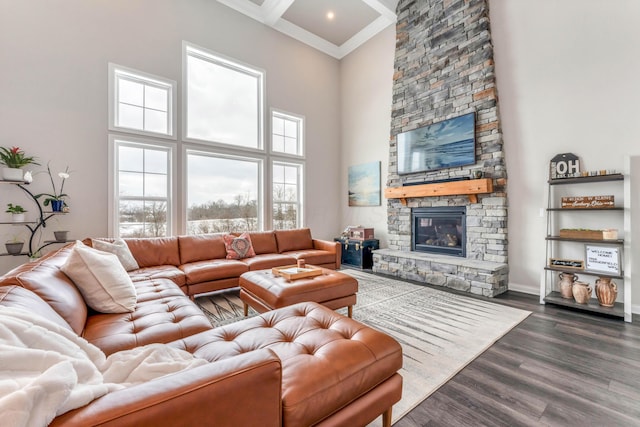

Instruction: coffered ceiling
[217,0,398,59]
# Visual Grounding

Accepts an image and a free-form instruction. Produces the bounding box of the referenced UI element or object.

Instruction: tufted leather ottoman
[239,267,358,318]
[172,302,403,427]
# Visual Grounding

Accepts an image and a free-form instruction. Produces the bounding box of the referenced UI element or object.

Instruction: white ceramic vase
[12,213,25,223]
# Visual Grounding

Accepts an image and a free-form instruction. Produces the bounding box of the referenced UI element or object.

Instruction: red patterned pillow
[223,233,256,260]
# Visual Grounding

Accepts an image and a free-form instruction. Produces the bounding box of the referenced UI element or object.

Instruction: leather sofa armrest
[51,349,282,427]
[313,239,341,269]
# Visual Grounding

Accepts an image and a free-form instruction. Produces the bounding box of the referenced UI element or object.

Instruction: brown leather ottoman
[239,267,358,317]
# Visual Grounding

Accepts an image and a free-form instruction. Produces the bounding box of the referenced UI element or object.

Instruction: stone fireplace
[373,0,509,297]
[412,207,466,257]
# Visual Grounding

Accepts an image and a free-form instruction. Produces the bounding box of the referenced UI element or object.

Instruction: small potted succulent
[6,203,27,222]
[5,235,24,255]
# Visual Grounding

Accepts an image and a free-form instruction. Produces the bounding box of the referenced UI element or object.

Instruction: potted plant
[35,163,71,212]
[5,235,24,255]
[0,146,39,181]
[6,203,27,222]
[53,230,69,242]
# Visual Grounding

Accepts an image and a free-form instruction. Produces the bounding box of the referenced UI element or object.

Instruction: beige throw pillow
[61,241,137,313]
[91,238,139,271]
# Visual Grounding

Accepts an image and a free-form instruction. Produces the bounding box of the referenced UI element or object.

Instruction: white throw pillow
[91,238,139,271]
[61,241,137,313]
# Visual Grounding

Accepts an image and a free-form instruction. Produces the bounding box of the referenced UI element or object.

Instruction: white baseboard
[507,283,538,295]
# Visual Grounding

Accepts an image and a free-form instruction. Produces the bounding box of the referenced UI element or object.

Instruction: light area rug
[196,269,531,425]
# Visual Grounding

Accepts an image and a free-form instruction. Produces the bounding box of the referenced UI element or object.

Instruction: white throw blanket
[0,306,208,427]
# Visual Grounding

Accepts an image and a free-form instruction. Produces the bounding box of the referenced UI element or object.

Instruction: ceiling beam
[361,0,398,21]
[217,0,263,22]
[262,0,295,26]
[216,0,398,60]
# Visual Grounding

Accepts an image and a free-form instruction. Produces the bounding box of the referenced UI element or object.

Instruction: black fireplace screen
[412,207,466,257]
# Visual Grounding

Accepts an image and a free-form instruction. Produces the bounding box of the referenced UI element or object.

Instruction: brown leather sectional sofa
[101,227,341,298]
[0,229,403,426]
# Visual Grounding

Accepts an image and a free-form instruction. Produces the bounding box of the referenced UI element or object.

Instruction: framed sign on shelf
[584,244,621,275]
[549,258,584,270]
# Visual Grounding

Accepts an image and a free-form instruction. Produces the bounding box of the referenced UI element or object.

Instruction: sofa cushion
[0,245,88,335]
[224,233,256,260]
[0,285,73,332]
[243,254,297,271]
[125,237,181,268]
[83,278,212,355]
[178,234,227,264]
[279,249,337,266]
[172,302,403,427]
[246,231,278,254]
[274,228,313,253]
[128,265,187,287]
[180,259,249,285]
[91,238,139,271]
[61,241,137,314]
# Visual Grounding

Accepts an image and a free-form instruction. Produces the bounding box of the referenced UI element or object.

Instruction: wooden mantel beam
[385,178,494,205]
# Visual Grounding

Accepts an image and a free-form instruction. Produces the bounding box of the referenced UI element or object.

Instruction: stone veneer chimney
[374,0,509,296]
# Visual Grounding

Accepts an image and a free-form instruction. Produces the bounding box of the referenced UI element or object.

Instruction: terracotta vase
[572,281,592,304]
[595,277,617,307]
[558,272,578,299]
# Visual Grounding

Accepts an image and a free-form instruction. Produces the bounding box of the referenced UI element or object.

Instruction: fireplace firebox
[411,207,466,257]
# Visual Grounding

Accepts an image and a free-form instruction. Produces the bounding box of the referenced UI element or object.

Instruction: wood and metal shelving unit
[540,173,631,322]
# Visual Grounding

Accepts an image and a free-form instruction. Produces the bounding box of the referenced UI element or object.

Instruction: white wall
[339,0,640,310]
[339,26,396,247]
[490,0,640,306]
[0,0,342,272]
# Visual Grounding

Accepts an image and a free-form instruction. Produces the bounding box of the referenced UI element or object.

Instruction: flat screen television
[397,112,476,174]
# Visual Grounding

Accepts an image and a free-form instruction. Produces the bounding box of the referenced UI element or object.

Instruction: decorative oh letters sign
[550,153,581,179]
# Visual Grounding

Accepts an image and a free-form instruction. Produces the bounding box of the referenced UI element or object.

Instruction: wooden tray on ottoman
[272,265,323,281]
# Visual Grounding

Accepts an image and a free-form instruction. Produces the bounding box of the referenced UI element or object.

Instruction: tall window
[186,150,261,234]
[109,46,306,237]
[272,111,303,156]
[111,138,173,237]
[270,109,304,229]
[272,161,303,229]
[184,44,264,149]
[109,64,176,138]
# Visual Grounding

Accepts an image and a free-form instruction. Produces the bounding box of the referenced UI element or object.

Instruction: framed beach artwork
[348,161,381,207]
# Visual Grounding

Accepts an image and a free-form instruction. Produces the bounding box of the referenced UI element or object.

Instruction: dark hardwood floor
[395,291,640,427]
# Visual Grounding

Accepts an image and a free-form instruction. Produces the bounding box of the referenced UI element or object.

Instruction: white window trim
[182,41,265,151]
[182,145,265,234]
[271,159,304,229]
[270,108,305,159]
[108,63,177,140]
[108,134,177,237]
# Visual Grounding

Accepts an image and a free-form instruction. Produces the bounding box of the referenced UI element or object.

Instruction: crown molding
[216,0,397,60]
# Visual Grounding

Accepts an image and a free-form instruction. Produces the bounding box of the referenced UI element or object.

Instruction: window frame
[182,42,265,152]
[271,159,304,230]
[183,146,265,234]
[270,109,305,158]
[108,135,177,237]
[108,63,177,140]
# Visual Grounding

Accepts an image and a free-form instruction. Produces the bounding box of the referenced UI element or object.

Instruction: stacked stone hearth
[374,0,508,297]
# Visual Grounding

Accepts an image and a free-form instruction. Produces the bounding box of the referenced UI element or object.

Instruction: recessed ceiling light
[326,10,335,20]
